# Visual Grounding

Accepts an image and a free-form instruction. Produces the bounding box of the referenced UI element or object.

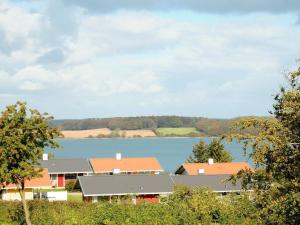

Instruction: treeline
[52,116,269,136]
[52,116,199,130]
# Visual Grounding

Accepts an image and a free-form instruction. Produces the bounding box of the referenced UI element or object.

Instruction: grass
[155,127,199,136]
[68,192,83,202]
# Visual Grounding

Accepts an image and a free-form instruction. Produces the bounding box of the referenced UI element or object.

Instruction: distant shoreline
[60,128,157,139]
[58,136,204,140]
[60,128,206,139]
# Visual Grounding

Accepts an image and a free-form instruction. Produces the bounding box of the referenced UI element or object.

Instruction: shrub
[0,187,260,225]
[65,180,77,191]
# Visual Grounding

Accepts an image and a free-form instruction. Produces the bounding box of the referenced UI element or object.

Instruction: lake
[46,137,252,172]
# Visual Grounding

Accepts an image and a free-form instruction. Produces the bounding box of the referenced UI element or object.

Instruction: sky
[0,0,300,119]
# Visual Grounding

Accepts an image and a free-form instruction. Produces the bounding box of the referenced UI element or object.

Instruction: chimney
[198,168,205,174]
[116,153,122,160]
[208,158,214,165]
[113,168,120,174]
[43,153,48,161]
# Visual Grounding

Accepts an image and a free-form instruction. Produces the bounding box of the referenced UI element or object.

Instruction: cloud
[0,1,41,39]
[19,80,44,91]
[36,49,65,64]
[60,0,300,26]
[0,1,300,118]
[62,0,300,14]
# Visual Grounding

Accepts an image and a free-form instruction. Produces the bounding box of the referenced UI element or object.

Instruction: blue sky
[0,0,300,119]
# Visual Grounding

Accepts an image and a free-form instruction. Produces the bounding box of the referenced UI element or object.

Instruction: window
[50,174,57,180]
[65,174,77,180]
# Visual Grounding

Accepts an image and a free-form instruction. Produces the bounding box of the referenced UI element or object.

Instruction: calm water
[46,138,251,172]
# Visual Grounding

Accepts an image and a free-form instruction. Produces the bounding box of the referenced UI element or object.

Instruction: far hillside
[52,116,271,137]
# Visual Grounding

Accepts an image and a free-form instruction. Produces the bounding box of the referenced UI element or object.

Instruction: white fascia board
[94,169,164,173]
[213,189,252,193]
[82,192,173,197]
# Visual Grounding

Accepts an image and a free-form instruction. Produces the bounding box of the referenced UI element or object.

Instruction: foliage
[187,138,233,162]
[155,127,199,137]
[0,102,61,225]
[0,187,259,225]
[65,180,77,192]
[225,65,300,224]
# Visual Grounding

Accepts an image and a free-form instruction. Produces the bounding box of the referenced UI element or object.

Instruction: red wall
[137,194,160,203]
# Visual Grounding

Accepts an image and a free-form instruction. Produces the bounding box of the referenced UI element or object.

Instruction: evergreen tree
[187,138,233,162]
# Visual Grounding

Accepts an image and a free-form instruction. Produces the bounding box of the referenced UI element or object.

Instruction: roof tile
[90,157,163,173]
[179,162,251,175]
[2,169,51,189]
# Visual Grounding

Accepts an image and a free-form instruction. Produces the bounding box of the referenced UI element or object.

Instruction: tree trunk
[19,188,32,225]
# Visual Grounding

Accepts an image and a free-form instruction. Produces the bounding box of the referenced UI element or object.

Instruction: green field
[155,127,199,136]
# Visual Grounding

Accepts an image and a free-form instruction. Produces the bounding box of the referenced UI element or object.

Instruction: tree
[226,65,300,224]
[187,138,233,162]
[0,102,61,225]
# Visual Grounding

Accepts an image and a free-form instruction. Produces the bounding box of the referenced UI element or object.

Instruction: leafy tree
[187,138,233,162]
[226,65,300,224]
[0,102,60,225]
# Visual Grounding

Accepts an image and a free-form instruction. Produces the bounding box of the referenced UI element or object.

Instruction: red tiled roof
[178,162,251,175]
[1,169,51,189]
[90,157,163,173]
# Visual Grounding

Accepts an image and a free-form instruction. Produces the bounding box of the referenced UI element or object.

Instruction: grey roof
[171,175,242,192]
[79,174,174,196]
[79,174,244,196]
[40,158,93,174]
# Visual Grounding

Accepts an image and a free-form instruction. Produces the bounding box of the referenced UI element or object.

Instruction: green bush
[0,188,260,225]
[65,180,77,191]
[0,201,23,225]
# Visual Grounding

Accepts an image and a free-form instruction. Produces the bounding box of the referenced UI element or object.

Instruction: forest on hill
[51,116,268,136]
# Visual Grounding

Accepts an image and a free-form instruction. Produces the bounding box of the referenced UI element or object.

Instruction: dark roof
[79,174,174,196]
[40,159,93,174]
[171,175,242,192]
[79,174,244,197]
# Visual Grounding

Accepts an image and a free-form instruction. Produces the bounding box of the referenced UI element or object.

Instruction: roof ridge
[91,157,158,160]
[184,162,249,164]
[82,174,169,177]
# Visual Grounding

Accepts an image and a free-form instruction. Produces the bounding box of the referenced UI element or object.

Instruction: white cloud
[0,1,41,40]
[0,1,299,118]
[19,81,44,91]
[14,65,54,82]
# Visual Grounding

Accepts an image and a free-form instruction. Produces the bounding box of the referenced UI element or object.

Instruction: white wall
[2,189,33,201]
[46,191,68,201]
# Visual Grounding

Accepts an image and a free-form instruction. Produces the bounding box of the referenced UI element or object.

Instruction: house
[0,169,51,201]
[175,159,251,175]
[78,174,173,203]
[90,153,164,175]
[78,174,246,203]
[40,154,93,188]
